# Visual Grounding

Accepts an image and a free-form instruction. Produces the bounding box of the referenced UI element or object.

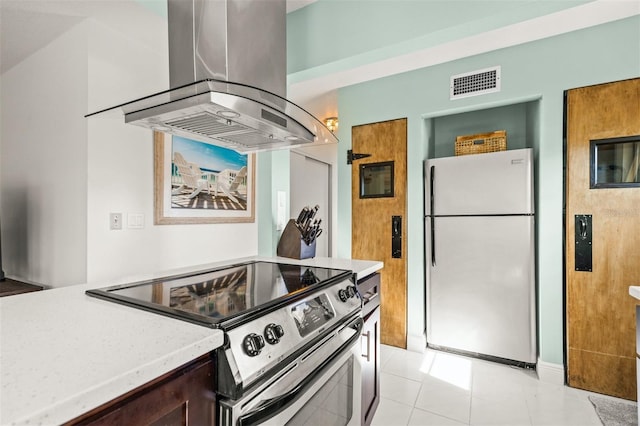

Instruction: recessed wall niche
[424,100,540,159]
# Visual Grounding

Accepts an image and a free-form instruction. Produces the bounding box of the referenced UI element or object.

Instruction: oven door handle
[238,317,363,426]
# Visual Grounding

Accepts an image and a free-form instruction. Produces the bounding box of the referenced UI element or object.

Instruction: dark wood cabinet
[358,272,381,426]
[65,354,216,426]
[361,305,380,426]
[0,278,43,297]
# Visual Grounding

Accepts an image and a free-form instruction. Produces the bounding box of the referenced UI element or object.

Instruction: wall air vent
[450,66,501,100]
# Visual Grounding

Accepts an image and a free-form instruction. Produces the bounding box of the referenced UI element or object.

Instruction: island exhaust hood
[85,0,337,153]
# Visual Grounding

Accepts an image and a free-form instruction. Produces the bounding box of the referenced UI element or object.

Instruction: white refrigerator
[424,148,536,366]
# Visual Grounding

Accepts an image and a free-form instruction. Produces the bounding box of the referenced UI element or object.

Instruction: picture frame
[154,132,256,224]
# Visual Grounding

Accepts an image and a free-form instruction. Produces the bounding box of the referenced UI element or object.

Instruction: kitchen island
[0,256,382,425]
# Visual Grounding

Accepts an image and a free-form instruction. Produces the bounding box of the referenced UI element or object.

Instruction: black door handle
[575,214,592,272]
[579,218,587,239]
[392,216,402,258]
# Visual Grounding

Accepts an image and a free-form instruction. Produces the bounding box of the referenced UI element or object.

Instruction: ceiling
[0,0,316,75]
[1,0,637,118]
[0,0,168,75]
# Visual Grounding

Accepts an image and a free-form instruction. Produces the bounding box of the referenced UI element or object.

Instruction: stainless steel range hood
[85,0,337,153]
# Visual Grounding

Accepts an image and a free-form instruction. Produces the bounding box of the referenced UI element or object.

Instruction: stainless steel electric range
[86,261,363,426]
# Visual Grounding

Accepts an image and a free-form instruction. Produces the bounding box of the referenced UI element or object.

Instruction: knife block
[277,219,316,260]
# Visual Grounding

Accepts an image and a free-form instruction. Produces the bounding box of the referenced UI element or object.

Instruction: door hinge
[347,150,371,165]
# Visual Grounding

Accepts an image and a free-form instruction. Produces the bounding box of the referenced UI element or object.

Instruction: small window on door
[590,135,640,188]
[360,161,394,198]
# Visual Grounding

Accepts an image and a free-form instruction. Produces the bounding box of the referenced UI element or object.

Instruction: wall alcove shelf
[425,98,541,159]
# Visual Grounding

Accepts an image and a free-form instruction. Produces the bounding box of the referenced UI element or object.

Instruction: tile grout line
[407,379,425,424]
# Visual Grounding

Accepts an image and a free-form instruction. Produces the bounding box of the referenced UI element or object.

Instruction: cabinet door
[361,306,380,426]
[66,355,216,425]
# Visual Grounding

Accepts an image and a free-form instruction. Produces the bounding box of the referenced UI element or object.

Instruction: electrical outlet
[110,213,123,230]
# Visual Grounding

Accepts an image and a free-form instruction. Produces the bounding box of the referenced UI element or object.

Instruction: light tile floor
[371,344,631,426]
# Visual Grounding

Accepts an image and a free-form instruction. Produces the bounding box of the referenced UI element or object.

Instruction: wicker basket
[455,130,507,156]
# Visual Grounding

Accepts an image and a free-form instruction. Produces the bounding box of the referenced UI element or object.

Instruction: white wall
[85,20,257,284]
[1,14,260,288]
[1,22,89,287]
[290,151,330,257]
[290,143,338,256]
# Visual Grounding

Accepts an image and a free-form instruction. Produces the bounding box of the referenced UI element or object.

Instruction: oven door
[219,314,363,426]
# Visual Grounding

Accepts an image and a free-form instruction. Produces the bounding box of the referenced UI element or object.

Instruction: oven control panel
[224,278,361,386]
[290,293,335,338]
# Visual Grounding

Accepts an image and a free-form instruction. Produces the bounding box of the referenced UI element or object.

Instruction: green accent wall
[133,0,167,17]
[338,17,639,365]
[258,150,291,256]
[286,10,639,366]
[287,0,593,81]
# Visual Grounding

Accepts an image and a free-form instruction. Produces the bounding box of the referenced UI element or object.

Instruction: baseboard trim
[407,333,427,353]
[403,334,565,385]
[537,358,565,385]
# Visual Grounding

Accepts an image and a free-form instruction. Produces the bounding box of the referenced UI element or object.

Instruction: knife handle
[297,207,308,224]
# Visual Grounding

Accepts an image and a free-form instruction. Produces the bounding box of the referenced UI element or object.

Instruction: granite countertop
[0,256,382,425]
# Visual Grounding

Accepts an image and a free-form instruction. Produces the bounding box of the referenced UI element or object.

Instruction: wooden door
[565,78,640,400]
[352,118,407,348]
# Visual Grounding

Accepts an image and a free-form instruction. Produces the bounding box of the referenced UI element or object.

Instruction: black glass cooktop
[86,261,351,328]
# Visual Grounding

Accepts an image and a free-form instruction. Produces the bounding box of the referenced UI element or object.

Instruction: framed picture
[154,132,255,224]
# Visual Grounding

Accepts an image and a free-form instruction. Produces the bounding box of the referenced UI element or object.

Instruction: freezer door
[426,215,536,364]
[424,148,533,215]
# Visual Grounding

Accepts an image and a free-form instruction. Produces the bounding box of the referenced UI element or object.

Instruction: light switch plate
[110,213,123,230]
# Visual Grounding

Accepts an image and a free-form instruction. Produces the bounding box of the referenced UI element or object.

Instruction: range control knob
[347,286,357,298]
[339,286,358,302]
[264,323,285,345]
[242,333,265,357]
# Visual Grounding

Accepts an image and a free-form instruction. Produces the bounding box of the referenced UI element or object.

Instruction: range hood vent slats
[219,133,282,148]
[166,113,248,136]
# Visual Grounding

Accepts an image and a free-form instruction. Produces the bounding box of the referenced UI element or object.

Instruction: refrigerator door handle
[431,218,436,267]
[430,165,436,266]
